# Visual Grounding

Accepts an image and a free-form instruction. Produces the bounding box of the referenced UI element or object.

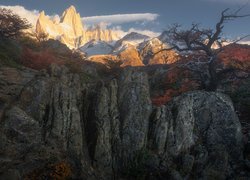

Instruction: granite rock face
[0,65,246,179]
[149,91,243,179]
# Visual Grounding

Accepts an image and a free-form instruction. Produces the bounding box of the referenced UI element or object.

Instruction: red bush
[218,44,250,70]
[152,67,200,106]
[21,48,64,70]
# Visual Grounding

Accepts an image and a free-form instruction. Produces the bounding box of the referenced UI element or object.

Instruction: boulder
[150,91,243,178]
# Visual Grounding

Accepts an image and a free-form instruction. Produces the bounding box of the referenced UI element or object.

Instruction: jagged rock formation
[36,6,120,49]
[0,64,247,179]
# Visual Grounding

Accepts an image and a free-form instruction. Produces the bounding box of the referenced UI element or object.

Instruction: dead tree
[156,7,250,90]
[0,8,31,39]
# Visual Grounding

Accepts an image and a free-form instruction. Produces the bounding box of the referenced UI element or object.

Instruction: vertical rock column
[91,80,120,177]
[118,68,152,168]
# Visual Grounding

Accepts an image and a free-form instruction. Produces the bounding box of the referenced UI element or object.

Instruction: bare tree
[156,7,250,90]
[0,8,31,39]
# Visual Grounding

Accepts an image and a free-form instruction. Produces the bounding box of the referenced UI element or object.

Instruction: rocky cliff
[36,6,120,49]
[0,64,248,179]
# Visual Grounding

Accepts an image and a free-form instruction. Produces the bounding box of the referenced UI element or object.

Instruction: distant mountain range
[83,32,179,67]
[34,5,248,67]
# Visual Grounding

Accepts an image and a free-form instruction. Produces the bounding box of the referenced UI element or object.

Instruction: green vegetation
[0,39,22,68]
[0,8,31,39]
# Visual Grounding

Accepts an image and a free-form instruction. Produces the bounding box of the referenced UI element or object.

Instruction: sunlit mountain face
[35,6,120,49]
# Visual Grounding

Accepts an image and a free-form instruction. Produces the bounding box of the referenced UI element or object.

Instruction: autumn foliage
[217,44,250,70]
[21,48,65,70]
[24,161,72,180]
[49,161,72,179]
[152,66,200,106]
[151,44,250,106]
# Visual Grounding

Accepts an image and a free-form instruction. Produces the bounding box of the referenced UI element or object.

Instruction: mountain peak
[61,5,80,23]
[35,6,120,49]
[66,5,77,13]
[39,11,46,18]
[123,32,150,41]
[60,5,84,38]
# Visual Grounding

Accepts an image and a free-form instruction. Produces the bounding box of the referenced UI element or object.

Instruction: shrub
[20,48,64,70]
[0,38,21,68]
[24,161,72,180]
[218,44,250,70]
[152,67,200,106]
[0,8,31,39]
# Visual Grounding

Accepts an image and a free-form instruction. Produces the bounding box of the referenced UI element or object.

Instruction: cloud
[0,5,40,27]
[0,5,159,29]
[111,26,160,38]
[203,0,249,4]
[82,13,159,26]
[127,28,160,37]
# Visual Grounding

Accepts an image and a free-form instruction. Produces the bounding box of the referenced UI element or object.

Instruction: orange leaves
[218,44,250,70]
[49,161,72,180]
[20,48,64,70]
[24,161,72,180]
[152,66,200,106]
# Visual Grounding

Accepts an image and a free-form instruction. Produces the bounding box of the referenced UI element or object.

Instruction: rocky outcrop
[0,64,247,179]
[149,91,243,179]
[118,69,152,167]
[0,66,37,121]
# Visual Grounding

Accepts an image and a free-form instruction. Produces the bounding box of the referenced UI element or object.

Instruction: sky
[0,0,250,39]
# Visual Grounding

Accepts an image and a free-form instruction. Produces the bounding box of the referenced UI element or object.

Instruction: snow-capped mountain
[79,40,114,56]
[81,33,179,66]
[116,32,150,46]
[113,32,150,53]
